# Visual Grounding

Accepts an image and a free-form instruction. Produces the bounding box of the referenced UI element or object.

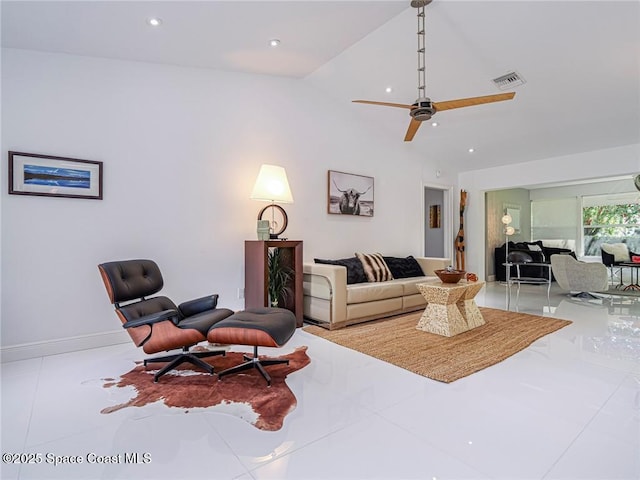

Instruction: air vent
[492,71,526,90]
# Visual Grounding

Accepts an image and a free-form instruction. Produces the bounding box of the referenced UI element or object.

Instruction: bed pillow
[383,256,425,279]
[355,252,394,282]
[314,257,367,284]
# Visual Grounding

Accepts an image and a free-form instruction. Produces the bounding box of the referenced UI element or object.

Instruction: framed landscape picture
[9,151,103,200]
[327,170,374,217]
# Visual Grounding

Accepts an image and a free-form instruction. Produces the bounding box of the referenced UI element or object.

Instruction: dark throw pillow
[314,257,367,284]
[383,256,425,279]
[526,243,546,262]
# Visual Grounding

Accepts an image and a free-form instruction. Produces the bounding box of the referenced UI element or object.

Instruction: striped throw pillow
[355,252,394,282]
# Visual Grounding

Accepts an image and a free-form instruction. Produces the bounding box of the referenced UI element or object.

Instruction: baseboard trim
[1,330,130,363]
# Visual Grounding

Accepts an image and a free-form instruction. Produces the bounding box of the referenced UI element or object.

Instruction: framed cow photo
[327,170,374,217]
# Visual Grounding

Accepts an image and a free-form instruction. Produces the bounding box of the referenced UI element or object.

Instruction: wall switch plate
[237,288,244,299]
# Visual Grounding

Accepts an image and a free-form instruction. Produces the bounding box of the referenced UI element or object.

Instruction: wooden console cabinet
[244,240,303,327]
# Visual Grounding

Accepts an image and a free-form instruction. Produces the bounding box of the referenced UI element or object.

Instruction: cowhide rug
[101,346,310,431]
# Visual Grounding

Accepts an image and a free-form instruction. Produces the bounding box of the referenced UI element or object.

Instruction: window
[582,193,640,256]
[531,198,578,246]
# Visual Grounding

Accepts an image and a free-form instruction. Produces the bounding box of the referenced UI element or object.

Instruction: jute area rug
[304,308,571,383]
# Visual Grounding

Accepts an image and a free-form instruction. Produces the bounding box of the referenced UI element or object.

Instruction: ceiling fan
[353,0,515,142]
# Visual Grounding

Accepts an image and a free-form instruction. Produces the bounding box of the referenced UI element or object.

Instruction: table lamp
[250,164,294,239]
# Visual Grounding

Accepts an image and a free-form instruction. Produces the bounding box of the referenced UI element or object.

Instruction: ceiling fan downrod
[416,6,426,99]
[410,3,436,121]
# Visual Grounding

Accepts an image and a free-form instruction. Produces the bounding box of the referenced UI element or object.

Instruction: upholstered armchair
[550,254,609,297]
[98,259,234,382]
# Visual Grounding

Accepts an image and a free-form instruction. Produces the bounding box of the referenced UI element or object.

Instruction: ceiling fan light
[410,97,435,121]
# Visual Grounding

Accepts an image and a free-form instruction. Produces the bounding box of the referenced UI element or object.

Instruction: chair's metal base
[216,345,289,387]
[570,292,600,299]
[144,348,226,383]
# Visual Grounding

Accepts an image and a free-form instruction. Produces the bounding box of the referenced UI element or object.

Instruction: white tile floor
[1,282,639,480]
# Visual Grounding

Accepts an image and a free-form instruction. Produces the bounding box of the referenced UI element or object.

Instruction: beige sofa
[303,257,450,330]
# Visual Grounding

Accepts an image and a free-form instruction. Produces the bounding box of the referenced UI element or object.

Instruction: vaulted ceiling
[2,1,639,171]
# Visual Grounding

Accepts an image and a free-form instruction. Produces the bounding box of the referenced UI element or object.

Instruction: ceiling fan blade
[352,100,414,110]
[404,118,422,141]
[433,92,515,112]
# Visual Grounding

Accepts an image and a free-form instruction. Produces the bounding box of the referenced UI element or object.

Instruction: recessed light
[431,122,438,127]
[385,86,393,93]
[147,17,162,27]
[269,39,281,47]
[468,148,475,153]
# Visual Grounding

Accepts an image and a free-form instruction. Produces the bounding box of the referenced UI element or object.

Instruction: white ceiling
[0,1,408,77]
[2,0,639,172]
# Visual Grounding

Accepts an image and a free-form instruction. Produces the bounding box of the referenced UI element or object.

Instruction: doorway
[424,185,451,259]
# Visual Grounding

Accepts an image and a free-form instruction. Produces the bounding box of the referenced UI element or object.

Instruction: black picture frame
[8,151,103,200]
[327,170,374,217]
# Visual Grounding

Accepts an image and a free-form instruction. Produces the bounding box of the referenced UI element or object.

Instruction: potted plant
[267,247,292,307]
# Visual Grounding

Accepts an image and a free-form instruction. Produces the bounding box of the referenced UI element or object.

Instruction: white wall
[459,144,640,280]
[1,48,442,359]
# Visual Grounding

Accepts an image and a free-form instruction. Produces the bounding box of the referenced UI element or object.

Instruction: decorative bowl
[434,269,465,284]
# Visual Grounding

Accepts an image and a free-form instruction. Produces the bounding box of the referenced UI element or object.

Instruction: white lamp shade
[505,226,515,235]
[501,213,512,225]
[250,164,294,203]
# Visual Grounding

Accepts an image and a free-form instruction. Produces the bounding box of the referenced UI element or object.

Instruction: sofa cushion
[513,240,544,250]
[391,277,430,296]
[526,243,545,261]
[314,257,367,284]
[383,256,425,279]
[355,252,394,282]
[601,243,630,262]
[346,281,403,304]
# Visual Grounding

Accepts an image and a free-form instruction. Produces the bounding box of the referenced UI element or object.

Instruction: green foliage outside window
[583,203,640,255]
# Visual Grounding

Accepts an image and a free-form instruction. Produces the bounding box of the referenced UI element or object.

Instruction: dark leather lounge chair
[98,259,234,382]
